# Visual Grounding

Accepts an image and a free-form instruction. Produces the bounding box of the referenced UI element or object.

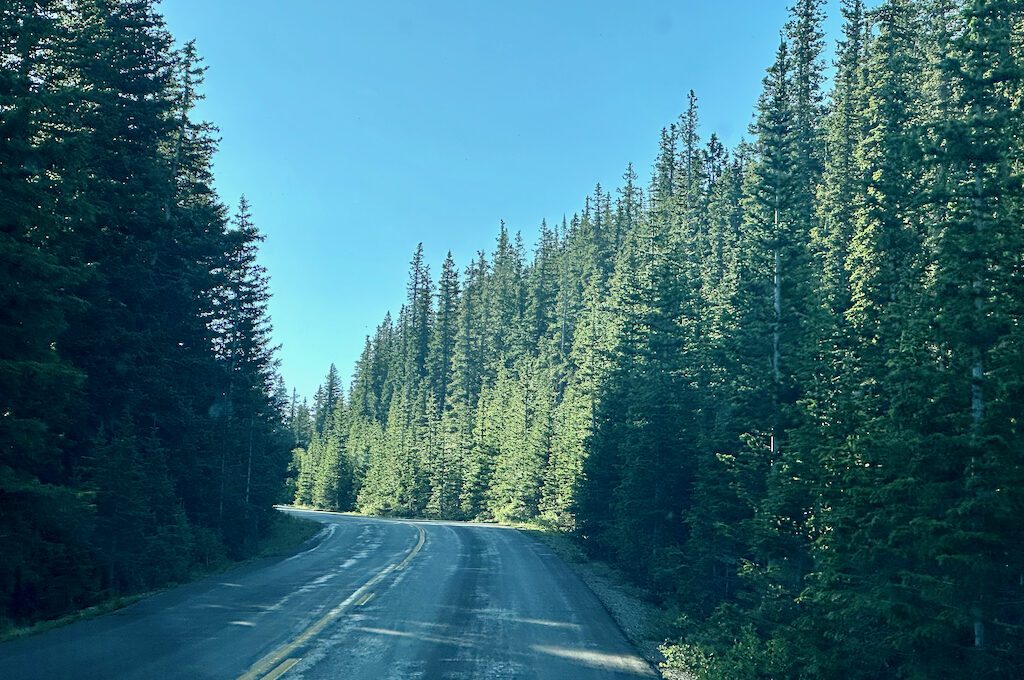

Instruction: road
[0,509,656,679]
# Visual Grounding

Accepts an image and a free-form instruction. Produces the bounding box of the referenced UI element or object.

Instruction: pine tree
[312,398,351,510]
[459,380,498,520]
[814,0,868,316]
[405,244,433,385]
[526,220,561,347]
[428,252,459,413]
[0,0,95,623]
[486,364,540,523]
[0,0,293,623]
[614,162,644,252]
[922,0,1024,669]
[313,364,342,434]
[486,223,527,365]
[541,275,612,529]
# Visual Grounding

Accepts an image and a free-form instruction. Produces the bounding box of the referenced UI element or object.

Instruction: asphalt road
[0,509,656,679]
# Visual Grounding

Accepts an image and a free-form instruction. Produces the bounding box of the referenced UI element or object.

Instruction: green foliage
[303,2,1024,678]
[1,0,292,626]
[10,0,1012,675]
[487,360,553,523]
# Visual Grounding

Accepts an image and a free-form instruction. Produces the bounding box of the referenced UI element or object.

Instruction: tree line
[288,0,1024,676]
[1,1,290,629]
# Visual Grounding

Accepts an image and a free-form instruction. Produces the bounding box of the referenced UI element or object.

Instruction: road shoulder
[519,527,691,680]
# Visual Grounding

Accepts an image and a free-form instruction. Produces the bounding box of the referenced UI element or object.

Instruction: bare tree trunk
[970,161,985,649]
[245,415,254,508]
[773,210,782,387]
[772,209,781,460]
[218,448,226,529]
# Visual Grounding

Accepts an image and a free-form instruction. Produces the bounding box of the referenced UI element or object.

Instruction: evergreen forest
[2,0,292,630]
[287,0,1024,677]
[3,0,1023,678]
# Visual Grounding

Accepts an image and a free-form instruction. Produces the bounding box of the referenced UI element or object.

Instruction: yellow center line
[236,522,428,680]
[262,658,299,680]
[396,525,426,570]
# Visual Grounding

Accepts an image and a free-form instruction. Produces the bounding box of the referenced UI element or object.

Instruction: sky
[157,0,846,400]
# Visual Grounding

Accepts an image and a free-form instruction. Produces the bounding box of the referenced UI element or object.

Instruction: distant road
[0,509,655,679]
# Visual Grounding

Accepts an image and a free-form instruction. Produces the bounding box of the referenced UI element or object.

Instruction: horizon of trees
[288,0,1024,677]
[1,0,291,629]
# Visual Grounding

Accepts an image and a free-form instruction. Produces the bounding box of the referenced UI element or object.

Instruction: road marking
[354,591,375,607]
[237,522,427,680]
[395,525,426,570]
[262,658,298,680]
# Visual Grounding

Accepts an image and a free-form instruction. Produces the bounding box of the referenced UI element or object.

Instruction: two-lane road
[0,509,656,679]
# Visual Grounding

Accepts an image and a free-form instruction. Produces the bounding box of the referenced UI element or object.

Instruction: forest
[286,0,1024,677]
[1,1,291,631]
[2,0,1022,677]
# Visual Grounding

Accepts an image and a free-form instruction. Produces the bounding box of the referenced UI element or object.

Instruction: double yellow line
[238,523,427,680]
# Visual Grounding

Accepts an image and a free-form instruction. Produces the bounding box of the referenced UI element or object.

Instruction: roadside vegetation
[286,2,1024,677]
[3,1,297,632]
[257,511,323,557]
[0,510,319,643]
[4,0,1022,677]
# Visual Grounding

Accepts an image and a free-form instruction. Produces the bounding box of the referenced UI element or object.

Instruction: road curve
[0,509,656,679]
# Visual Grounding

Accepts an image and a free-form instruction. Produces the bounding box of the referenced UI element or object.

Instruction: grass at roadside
[256,509,321,557]
[0,509,321,643]
[0,593,151,644]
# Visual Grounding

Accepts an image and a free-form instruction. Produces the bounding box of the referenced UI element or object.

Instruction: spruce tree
[428,252,459,413]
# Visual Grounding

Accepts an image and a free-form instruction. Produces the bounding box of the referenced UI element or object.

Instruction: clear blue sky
[157,0,845,401]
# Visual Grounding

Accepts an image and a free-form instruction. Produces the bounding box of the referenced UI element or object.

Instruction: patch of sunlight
[531,644,653,675]
[311,573,336,585]
[510,616,581,630]
[355,626,471,648]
